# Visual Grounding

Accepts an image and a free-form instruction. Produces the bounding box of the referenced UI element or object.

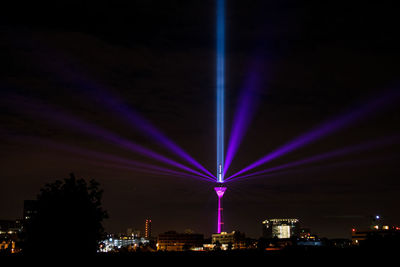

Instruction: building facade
[157,231,204,251]
[211,231,246,249]
[262,218,300,239]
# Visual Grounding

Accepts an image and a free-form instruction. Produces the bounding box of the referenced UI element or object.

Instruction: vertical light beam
[216,0,225,183]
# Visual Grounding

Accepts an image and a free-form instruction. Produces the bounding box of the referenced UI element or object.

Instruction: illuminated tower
[214,187,226,233]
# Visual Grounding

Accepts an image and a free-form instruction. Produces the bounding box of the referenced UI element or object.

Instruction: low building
[352,226,400,246]
[299,228,311,239]
[211,231,246,250]
[0,220,22,235]
[157,231,204,251]
[99,235,150,252]
[296,239,323,247]
[329,239,352,248]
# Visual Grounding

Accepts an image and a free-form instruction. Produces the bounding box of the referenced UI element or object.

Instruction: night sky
[1,1,399,239]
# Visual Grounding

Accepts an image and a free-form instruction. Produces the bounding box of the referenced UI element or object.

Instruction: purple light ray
[228,88,400,180]
[224,154,399,184]
[223,69,262,177]
[28,46,214,179]
[89,161,214,182]
[63,144,214,182]
[19,136,215,183]
[9,96,216,181]
[85,89,215,179]
[226,135,400,183]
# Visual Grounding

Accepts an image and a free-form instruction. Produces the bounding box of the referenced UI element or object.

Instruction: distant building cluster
[351,215,400,246]
[0,200,36,254]
[98,219,153,252]
[2,200,400,254]
[155,230,249,251]
[0,219,22,253]
[99,235,150,252]
[259,218,326,250]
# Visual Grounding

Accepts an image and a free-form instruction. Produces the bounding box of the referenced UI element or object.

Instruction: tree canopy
[24,173,108,255]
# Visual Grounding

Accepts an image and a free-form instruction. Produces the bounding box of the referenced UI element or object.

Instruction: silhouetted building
[23,200,37,222]
[299,228,311,239]
[145,219,152,239]
[127,228,141,238]
[157,231,204,251]
[329,239,352,248]
[352,226,400,245]
[352,214,400,246]
[262,218,300,239]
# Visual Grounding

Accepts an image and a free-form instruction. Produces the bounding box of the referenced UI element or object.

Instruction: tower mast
[215,187,227,233]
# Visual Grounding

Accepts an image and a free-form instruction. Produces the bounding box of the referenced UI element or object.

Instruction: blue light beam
[216,0,225,183]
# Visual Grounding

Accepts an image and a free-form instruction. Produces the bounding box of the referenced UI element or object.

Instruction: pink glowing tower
[214,187,227,233]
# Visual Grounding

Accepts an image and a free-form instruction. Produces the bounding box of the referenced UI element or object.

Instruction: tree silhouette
[24,173,108,255]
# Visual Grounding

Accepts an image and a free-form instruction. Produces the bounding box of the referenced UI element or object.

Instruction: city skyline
[1,0,400,240]
[5,196,394,240]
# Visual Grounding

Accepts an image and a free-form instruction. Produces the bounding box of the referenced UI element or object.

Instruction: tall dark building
[23,200,37,222]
